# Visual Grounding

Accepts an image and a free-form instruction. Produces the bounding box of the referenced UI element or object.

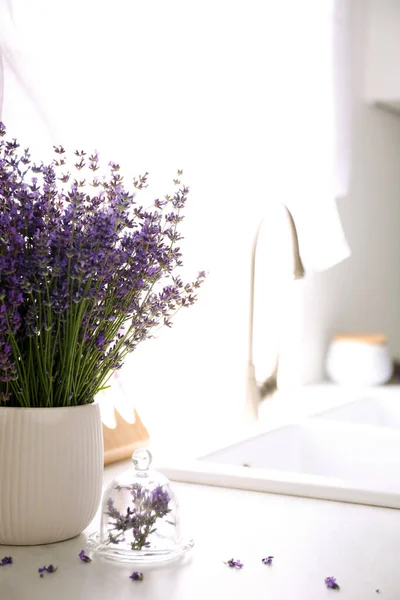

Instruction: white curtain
[0,48,3,117]
[1,0,352,452]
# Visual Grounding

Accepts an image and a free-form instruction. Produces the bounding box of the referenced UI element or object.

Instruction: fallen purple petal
[262,556,274,565]
[0,556,12,566]
[38,564,58,577]
[78,550,92,563]
[325,576,340,590]
[224,558,244,569]
[129,571,144,581]
[47,565,57,573]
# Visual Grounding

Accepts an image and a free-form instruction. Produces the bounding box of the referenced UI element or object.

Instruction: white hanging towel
[287,195,351,274]
[281,0,352,273]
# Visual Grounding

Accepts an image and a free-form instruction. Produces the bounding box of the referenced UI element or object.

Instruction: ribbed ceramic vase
[0,403,103,545]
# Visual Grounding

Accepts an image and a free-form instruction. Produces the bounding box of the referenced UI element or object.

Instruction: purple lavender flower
[106,484,171,551]
[0,556,12,566]
[261,556,274,565]
[0,123,205,408]
[106,498,122,520]
[224,558,244,569]
[325,577,340,590]
[38,564,57,577]
[78,550,91,563]
[129,571,144,581]
[148,486,170,515]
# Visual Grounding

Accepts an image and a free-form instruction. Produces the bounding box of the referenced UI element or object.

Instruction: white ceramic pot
[0,403,103,545]
[326,334,393,386]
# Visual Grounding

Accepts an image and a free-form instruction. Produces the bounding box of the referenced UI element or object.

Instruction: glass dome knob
[132,448,152,472]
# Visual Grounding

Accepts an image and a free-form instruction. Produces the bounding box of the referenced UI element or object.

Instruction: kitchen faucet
[245,204,305,422]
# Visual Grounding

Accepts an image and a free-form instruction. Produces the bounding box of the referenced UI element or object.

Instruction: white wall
[299,0,400,384]
[365,0,400,103]
[4,0,400,447]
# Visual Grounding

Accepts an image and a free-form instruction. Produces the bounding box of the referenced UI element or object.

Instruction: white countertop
[2,384,400,599]
[1,456,400,600]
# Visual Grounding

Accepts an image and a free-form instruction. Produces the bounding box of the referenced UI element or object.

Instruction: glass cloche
[87,449,193,564]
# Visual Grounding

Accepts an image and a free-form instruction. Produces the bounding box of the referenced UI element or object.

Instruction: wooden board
[103,408,150,465]
[333,333,387,345]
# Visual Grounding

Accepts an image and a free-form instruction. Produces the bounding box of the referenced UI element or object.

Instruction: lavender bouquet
[0,123,204,407]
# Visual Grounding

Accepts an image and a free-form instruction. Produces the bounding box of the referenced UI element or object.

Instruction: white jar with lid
[325,333,393,386]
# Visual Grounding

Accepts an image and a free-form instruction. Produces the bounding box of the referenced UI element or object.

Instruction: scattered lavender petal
[224,558,244,569]
[78,550,92,563]
[38,564,57,577]
[0,556,12,566]
[262,556,274,565]
[129,571,144,581]
[325,576,340,590]
[47,565,57,573]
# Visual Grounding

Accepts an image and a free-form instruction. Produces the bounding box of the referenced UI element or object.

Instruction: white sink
[158,392,400,509]
[313,395,400,428]
[204,420,400,486]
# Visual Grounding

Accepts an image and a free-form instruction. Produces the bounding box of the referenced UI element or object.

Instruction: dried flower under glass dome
[87,449,193,564]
